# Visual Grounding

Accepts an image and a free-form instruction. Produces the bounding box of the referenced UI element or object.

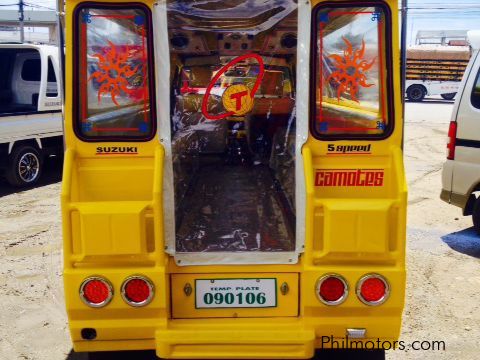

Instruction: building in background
[0,10,56,44]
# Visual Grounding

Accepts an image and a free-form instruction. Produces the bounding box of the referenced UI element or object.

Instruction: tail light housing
[356,274,390,306]
[316,274,348,305]
[80,277,113,308]
[121,276,154,307]
[447,121,457,160]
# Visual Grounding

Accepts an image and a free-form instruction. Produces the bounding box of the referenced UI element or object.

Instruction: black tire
[441,93,456,100]
[5,145,43,187]
[406,85,426,102]
[472,197,480,235]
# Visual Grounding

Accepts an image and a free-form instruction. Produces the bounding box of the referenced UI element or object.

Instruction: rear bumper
[71,315,403,358]
[155,322,315,359]
[67,266,405,358]
[440,188,470,210]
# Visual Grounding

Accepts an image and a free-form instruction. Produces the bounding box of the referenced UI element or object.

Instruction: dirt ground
[0,99,479,360]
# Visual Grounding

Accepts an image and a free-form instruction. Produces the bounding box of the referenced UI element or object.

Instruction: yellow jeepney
[61,0,407,358]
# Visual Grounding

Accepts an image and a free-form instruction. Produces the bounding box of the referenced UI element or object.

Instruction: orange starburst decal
[88,41,140,106]
[326,37,376,103]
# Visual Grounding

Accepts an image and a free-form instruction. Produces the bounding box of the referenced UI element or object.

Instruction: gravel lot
[0,100,479,360]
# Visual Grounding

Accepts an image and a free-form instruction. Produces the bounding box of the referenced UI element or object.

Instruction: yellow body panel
[62,0,407,358]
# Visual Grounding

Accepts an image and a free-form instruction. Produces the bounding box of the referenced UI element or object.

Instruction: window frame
[470,58,480,110]
[309,0,395,141]
[72,2,157,142]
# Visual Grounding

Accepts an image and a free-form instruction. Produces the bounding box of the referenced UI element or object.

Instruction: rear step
[156,325,315,359]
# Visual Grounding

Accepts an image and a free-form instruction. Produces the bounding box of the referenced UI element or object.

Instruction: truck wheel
[441,93,456,100]
[472,197,480,235]
[5,145,43,187]
[406,85,426,102]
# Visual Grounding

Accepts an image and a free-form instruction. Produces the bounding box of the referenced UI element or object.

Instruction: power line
[23,2,55,11]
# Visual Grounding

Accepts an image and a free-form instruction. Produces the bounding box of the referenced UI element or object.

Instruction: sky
[407,0,480,44]
[2,0,480,45]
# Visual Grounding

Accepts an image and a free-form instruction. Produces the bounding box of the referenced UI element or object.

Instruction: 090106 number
[203,292,267,305]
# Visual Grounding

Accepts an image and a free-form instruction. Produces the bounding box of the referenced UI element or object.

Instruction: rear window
[311,3,393,139]
[471,65,480,109]
[74,4,155,141]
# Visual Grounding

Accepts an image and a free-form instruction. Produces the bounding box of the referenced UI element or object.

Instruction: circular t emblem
[222,84,254,116]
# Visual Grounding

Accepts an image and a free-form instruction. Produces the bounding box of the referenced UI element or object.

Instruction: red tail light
[356,274,389,306]
[316,274,348,305]
[80,277,113,308]
[447,121,457,160]
[121,276,154,307]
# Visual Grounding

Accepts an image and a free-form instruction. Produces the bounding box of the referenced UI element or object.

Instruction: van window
[47,57,58,97]
[21,59,41,82]
[311,4,392,139]
[74,4,155,141]
[471,66,480,109]
[47,58,57,83]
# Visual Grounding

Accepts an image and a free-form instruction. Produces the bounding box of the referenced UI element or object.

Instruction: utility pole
[19,0,25,43]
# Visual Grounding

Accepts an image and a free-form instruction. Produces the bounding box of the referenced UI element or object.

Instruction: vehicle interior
[168,2,298,253]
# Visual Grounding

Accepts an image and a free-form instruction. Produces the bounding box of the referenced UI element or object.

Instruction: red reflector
[80,278,112,307]
[122,276,154,306]
[316,275,348,305]
[360,278,386,302]
[357,274,389,305]
[447,121,457,160]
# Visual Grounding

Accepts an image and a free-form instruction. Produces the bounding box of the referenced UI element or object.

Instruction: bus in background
[61,0,407,358]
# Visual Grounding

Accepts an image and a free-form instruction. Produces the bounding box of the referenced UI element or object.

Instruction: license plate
[195,278,277,308]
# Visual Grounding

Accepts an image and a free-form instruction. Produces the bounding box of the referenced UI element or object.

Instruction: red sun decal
[88,41,141,106]
[326,37,376,103]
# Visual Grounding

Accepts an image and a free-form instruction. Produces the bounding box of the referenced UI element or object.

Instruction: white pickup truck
[0,43,63,186]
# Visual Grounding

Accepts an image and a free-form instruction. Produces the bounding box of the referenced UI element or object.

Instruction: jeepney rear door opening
[165,0,300,264]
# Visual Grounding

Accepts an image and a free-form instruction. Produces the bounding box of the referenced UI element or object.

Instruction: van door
[451,50,480,200]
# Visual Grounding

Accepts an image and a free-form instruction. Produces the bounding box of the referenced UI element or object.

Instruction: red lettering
[374,172,384,186]
[230,90,249,111]
[365,171,375,186]
[315,169,385,187]
[315,171,324,186]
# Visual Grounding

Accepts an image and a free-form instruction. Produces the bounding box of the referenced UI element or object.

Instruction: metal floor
[175,164,295,253]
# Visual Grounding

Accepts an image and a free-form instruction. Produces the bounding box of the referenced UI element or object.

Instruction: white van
[0,43,63,186]
[440,31,480,233]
